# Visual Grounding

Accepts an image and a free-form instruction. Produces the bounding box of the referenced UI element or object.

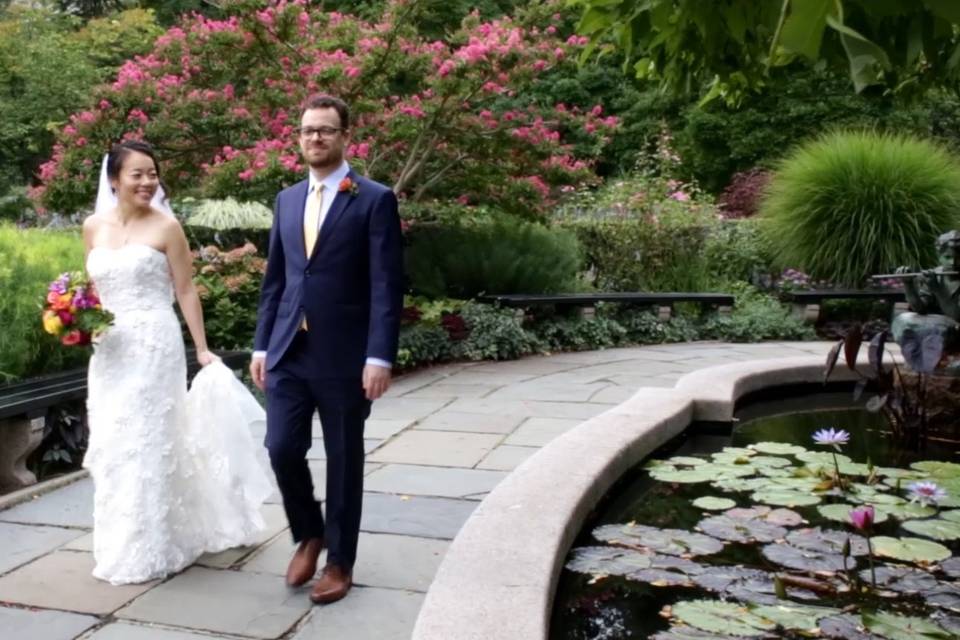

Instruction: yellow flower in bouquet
[42,271,114,346]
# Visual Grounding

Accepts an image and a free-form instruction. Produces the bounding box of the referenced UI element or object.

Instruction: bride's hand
[197,350,219,367]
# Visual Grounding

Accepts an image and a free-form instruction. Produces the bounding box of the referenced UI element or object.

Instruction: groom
[250,94,403,604]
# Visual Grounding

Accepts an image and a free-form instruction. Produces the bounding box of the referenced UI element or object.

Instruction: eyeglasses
[297,126,345,139]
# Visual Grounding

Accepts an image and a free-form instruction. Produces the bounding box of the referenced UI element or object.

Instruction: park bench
[480,292,735,321]
[779,289,908,324]
[0,349,250,493]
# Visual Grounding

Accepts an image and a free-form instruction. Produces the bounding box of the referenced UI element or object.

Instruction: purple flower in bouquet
[49,272,71,295]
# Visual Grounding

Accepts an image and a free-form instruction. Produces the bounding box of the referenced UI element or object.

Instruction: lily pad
[857,492,906,506]
[903,518,960,541]
[871,536,952,563]
[787,527,869,556]
[926,583,960,613]
[651,628,753,640]
[670,599,775,636]
[765,508,804,527]
[761,542,847,572]
[797,451,852,466]
[750,603,839,633]
[593,524,724,557]
[940,510,960,523]
[859,565,940,593]
[669,456,708,466]
[651,467,717,484]
[565,545,652,576]
[837,462,872,476]
[941,556,960,579]
[710,464,759,479]
[756,466,795,478]
[630,567,696,587]
[749,442,807,456]
[911,461,960,477]
[875,502,937,520]
[721,446,757,457]
[751,489,821,507]
[692,565,819,604]
[711,452,756,466]
[768,476,824,491]
[878,467,928,480]
[819,614,885,640]
[862,610,954,640]
[712,477,769,493]
[748,455,793,468]
[697,515,786,544]
[818,503,890,525]
[693,497,737,511]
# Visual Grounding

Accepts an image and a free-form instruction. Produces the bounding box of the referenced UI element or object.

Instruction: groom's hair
[301,94,350,130]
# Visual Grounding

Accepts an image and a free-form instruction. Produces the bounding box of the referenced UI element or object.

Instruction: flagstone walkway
[0,341,834,640]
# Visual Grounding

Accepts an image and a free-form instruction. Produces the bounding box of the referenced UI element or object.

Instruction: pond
[550,386,960,640]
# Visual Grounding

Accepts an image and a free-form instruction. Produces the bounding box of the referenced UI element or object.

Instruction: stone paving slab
[116,567,312,639]
[364,418,416,439]
[411,410,524,434]
[365,464,507,500]
[305,438,382,461]
[0,551,156,614]
[369,397,451,421]
[368,430,502,468]
[502,417,583,448]
[484,382,609,402]
[85,621,232,639]
[291,586,424,640]
[401,382,499,399]
[443,397,608,420]
[196,504,288,569]
[475,445,539,471]
[360,493,477,539]
[242,532,448,593]
[0,604,99,639]
[0,477,93,528]
[0,522,85,576]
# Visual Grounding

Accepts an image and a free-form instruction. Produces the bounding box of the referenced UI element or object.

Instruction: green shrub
[703,219,775,287]
[452,302,540,361]
[397,323,451,369]
[533,315,627,352]
[0,224,88,381]
[674,71,934,192]
[193,243,265,350]
[701,283,814,343]
[760,130,960,287]
[613,309,700,344]
[405,218,582,298]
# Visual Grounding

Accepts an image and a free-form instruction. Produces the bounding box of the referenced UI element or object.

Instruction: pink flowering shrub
[37,0,616,217]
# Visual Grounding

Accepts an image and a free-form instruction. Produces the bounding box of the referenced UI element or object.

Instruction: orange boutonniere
[338,177,359,196]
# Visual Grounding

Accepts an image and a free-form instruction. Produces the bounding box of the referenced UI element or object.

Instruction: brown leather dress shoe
[286,538,324,587]
[309,563,353,604]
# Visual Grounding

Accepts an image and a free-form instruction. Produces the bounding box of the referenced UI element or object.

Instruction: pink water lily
[907,481,947,507]
[849,505,875,530]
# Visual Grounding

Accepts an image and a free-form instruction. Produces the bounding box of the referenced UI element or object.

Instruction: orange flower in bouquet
[42,272,114,347]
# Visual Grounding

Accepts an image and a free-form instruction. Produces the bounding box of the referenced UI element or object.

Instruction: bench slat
[480,292,735,307]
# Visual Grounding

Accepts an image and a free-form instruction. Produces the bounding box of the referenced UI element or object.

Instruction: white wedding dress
[84,243,272,585]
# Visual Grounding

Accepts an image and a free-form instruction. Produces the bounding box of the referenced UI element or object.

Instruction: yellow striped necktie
[303,183,324,257]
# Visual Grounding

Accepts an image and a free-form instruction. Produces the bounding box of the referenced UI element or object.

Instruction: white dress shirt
[251,162,391,369]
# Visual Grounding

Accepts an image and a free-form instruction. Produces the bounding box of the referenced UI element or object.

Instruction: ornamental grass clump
[760,131,960,287]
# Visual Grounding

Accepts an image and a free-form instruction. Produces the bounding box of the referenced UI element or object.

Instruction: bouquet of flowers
[42,272,114,346]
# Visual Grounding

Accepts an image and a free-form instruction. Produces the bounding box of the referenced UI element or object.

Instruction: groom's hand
[363,364,391,400]
[250,356,266,391]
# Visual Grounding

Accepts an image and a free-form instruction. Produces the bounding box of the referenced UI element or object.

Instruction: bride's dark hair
[106,140,170,202]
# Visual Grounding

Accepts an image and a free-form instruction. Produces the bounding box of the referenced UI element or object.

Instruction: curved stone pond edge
[412,355,863,640]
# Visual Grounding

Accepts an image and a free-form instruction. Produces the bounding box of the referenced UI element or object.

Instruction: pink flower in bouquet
[61,330,84,346]
[57,310,74,326]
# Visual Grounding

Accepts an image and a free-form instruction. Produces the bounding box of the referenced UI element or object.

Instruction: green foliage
[0,224,88,382]
[673,71,934,192]
[760,130,960,286]
[613,309,699,344]
[193,243,265,350]
[405,217,582,298]
[557,175,719,293]
[184,198,273,230]
[396,323,451,369]
[71,8,164,69]
[0,186,35,224]
[452,302,540,361]
[703,219,774,287]
[533,314,626,352]
[701,283,814,343]
[576,0,960,104]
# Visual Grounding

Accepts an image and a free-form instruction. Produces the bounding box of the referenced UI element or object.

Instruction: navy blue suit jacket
[253,171,404,378]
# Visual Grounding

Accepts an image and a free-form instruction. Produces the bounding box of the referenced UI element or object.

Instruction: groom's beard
[305,147,343,171]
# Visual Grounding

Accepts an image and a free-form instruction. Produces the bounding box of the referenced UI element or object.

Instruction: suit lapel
[310,170,357,262]
[286,180,309,260]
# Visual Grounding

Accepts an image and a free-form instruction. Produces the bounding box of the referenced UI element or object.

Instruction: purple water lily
[812,428,850,451]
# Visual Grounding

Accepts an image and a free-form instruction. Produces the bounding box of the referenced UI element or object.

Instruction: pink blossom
[64,125,77,136]
[238,168,255,181]
[223,84,235,100]
[457,194,469,205]
[353,142,370,159]
[75,137,87,147]
[525,175,550,198]
[438,60,456,77]
[590,105,603,116]
[554,47,565,60]
[849,505,874,530]
[532,60,547,71]
[345,66,361,78]
[98,100,111,110]
[670,191,690,202]
[546,26,557,35]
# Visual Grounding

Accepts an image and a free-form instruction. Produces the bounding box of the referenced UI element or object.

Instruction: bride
[82,140,272,585]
